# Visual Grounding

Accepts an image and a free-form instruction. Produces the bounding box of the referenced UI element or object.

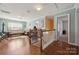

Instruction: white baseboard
[43,40,79,50]
[68,42,78,46]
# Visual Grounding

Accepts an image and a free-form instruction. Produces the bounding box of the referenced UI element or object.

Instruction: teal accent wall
[0,18,27,32]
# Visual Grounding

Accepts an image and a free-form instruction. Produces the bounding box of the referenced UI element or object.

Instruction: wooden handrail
[42,29,56,32]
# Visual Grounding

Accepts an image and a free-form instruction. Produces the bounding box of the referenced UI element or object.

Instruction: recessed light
[36,7,42,11]
[35,4,43,11]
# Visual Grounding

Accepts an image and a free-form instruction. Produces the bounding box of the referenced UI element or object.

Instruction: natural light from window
[8,22,23,31]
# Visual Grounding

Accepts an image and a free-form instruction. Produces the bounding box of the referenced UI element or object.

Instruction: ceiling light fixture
[35,4,43,11]
[36,7,42,11]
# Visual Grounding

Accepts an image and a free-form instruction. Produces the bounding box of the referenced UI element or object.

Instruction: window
[8,22,23,31]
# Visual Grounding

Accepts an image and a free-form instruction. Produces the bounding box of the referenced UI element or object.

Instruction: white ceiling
[0,3,75,22]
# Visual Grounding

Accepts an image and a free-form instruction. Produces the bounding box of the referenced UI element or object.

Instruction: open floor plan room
[0,3,79,55]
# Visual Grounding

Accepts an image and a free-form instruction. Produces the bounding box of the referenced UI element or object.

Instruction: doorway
[57,14,70,43]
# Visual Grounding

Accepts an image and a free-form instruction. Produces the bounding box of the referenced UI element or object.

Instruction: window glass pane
[8,22,22,31]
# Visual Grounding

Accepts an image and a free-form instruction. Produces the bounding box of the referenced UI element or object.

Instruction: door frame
[56,14,70,43]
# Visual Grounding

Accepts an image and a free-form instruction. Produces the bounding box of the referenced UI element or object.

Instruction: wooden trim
[40,37,42,54]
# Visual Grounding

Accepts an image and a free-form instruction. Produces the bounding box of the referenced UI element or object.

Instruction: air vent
[0,9,10,14]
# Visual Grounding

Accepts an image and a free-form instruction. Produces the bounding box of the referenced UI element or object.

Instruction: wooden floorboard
[43,40,79,55]
[0,35,78,55]
[0,36,41,55]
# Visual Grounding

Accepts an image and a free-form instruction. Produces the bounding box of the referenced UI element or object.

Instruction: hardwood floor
[0,36,41,55]
[31,45,41,55]
[0,35,78,55]
[0,36,31,55]
[43,40,79,55]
